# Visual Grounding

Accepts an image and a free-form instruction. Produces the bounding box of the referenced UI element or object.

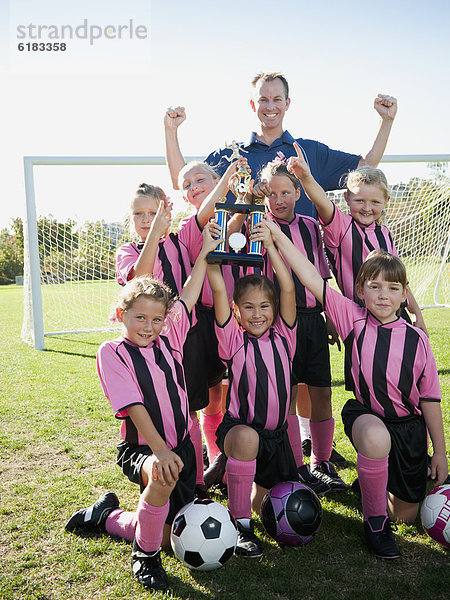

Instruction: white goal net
[21,157,450,349]
[328,160,450,310]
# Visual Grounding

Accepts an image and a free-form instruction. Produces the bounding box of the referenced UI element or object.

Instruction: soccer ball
[420,484,450,549]
[261,481,322,547]
[171,498,238,571]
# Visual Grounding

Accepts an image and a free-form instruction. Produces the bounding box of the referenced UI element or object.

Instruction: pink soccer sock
[357,453,389,521]
[190,413,205,485]
[287,414,304,468]
[105,509,137,542]
[226,457,256,520]
[135,498,170,553]
[200,411,223,463]
[310,417,334,469]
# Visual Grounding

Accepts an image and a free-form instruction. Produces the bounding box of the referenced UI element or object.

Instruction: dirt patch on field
[1,448,74,483]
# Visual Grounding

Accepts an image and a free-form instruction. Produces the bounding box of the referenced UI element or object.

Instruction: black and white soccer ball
[170,498,238,571]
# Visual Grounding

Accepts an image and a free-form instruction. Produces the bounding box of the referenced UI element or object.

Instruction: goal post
[23,157,45,350]
[22,154,450,350]
[21,156,202,350]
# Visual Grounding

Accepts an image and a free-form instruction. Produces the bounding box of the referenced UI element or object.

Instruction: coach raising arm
[164,71,397,218]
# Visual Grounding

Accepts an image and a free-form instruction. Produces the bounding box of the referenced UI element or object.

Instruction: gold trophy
[207,142,265,267]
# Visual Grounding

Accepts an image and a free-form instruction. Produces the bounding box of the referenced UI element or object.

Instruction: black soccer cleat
[298,463,330,496]
[131,540,168,590]
[301,438,312,457]
[202,443,210,470]
[311,460,348,491]
[329,443,350,469]
[65,491,120,534]
[351,477,361,496]
[364,516,400,560]
[194,484,210,500]
[235,520,263,559]
[204,452,227,489]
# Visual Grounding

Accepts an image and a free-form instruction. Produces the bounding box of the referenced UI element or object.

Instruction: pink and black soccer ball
[420,484,450,549]
[261,481,322,547]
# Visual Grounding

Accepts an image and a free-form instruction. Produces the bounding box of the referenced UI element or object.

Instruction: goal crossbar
[23,154,450,350]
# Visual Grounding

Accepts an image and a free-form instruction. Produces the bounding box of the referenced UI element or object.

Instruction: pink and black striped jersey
[324,284,441,418]
[215,313,297,430]
[116,216,202,295]
[97,300,192,449]
[263,214,331,310]
[320,205,397,304]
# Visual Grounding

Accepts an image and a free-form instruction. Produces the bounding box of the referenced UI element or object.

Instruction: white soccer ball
[420,484,450,548]
[170,498,238,571]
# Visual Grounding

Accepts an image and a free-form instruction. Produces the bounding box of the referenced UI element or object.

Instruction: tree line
[0,207,194,285]
[0,218,123,285]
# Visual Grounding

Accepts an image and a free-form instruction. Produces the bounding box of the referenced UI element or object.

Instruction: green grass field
[1,283,449,600]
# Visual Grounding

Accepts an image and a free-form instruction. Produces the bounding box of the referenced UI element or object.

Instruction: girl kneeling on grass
[206,222,298,558]
[115,166,237,498]
[254,219,448,560]
[65,225,220,592]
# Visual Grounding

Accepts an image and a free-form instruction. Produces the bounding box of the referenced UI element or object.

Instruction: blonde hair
[356,250,407,291]
[116,276,176,315]
[126,183,167,239]
[343,167,390,225]
[178,161,219,193]
[133,182,166,202]
[344,167,390,201]
[251,72,289,100]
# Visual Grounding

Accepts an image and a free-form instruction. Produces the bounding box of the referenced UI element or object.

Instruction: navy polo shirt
[204,130,360,218]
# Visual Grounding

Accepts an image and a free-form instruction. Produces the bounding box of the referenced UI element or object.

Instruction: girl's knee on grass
[352,414,391,458]
[141,457,177,506]
[224,425,259,461]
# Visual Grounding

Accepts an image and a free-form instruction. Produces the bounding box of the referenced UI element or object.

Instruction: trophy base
[207,251,264,268]
[216,203,266,214]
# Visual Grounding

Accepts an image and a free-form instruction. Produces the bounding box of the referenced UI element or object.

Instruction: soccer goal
[21,155,450,350]
[328,156,450,311]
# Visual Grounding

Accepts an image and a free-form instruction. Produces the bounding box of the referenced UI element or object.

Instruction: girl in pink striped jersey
[66,225,221,591]
[260,218,448,561]
[249,161,347,494]
[116,161,241,498]
[206,223,298,558]
[286,142,427,334]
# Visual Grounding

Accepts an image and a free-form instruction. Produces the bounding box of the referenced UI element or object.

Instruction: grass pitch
[1,284,449,600]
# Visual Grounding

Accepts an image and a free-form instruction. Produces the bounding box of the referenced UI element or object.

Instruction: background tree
[0,218,24,284]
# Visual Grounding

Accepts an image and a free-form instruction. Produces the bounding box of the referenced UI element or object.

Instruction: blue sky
[1,0,449,228]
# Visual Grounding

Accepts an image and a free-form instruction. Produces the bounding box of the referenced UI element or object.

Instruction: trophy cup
[207,142,265,267]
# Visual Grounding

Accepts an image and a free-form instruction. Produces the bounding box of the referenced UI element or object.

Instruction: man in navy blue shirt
[164,72,397,217]
[164,72,397,477]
